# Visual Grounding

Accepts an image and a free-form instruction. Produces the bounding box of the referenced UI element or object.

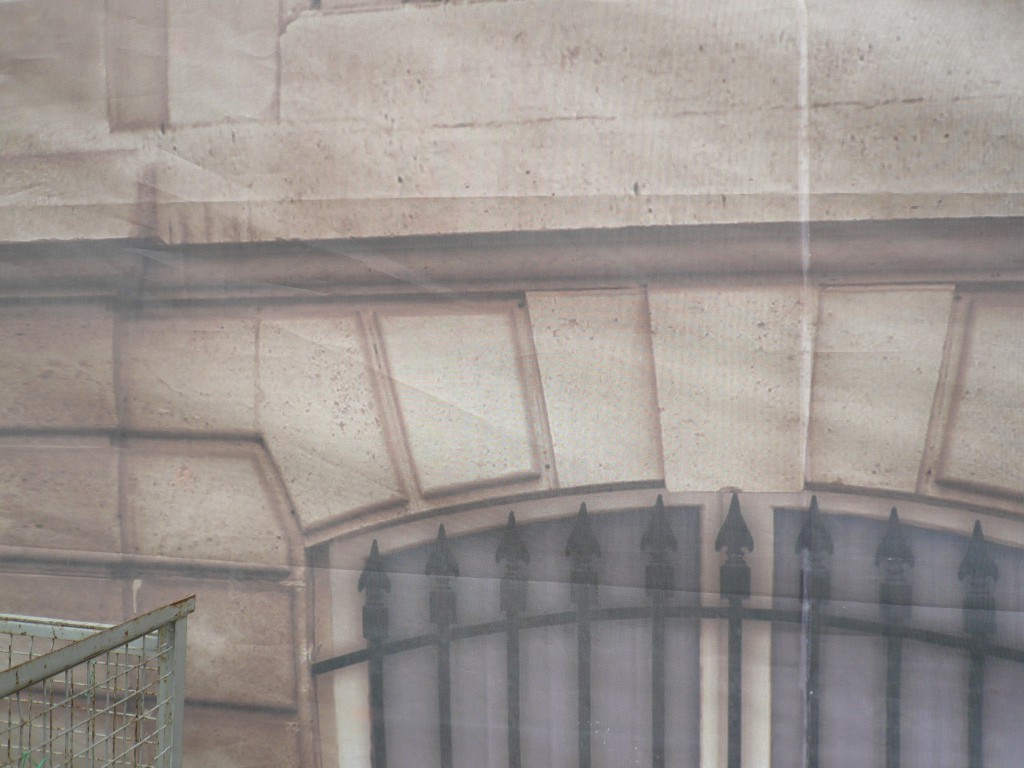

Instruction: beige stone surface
[121,443,291,566]
[136,577,297,709]
[258,314,404,527]
[0,0,109,148]
[938,298,1024,496]
[0,304,116,429]
[527,289,662,487]
[120,312,257,432]
[808,1,1024,200]
[649,288,809,491]
[379,309,538,495]
[183,704,301,768]
[167,0,279,126]
[106,0,168,131]
[0,440,120,554]
[808,288,952,491]
[0,571,126,623]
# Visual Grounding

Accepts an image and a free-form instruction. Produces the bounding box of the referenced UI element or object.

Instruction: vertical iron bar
[727,601,743,768]
[884,637,902,768]
[360,540,391,768]
[643,496,677,768]
[967,648,984,768]
[437,631,454,768]
[428,526,459,768]
[506,616,521,768]
[651,597,666,768]
[566,503,600,768]
[959,521,998,768]
[577,592,593,768]
[498,512,529,768]
[716,493,754,768]
[876,508,913,768]
[797,497,832,768]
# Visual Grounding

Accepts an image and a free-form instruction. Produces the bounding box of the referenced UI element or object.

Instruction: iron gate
[313,496,1024,768]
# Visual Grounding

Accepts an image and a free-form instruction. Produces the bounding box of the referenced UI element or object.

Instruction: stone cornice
[1,217,1022,300]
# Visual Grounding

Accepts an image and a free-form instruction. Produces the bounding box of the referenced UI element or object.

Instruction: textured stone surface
[0,440,120,553]
[121,443,291,566]
[258,314,404,527]
[120,311,257,432]
[136,577,297,709]
[808,1,1024,207]
[183,704,301,768]
[649,288,809,491]
[379,309,538,495]
[0,304,116,429]
[939,298,1024,496]
[0,571,126,623]
[106,0,168,130]
[527,289,662,487]
[809,288,952,491]
[167,0,279,126]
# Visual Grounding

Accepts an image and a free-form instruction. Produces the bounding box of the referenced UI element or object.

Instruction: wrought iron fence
[312,496,1024,768]
[0,596,195,768]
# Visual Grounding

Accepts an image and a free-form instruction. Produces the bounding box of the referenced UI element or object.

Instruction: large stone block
[105,0,168,130]
[120,310,257,433]
[0,571,126,624]
[808,1,1024,200]
[527,289,662,487]
[0,304,116,429]
[0,439,120,554]
[937,297,1024,497]
[183,704,300,768]
[808,288,952,491]
[121,442,292,566]
[649,288,809,491]
[167,0,279,126]
[378,308,541,495]
[259,314,404,528]
[136,576,297,709]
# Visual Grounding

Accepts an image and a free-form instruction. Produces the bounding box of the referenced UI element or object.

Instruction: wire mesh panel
[0,597,195,768]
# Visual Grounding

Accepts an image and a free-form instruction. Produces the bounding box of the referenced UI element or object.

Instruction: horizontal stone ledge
[2,216,1022,298]
[0,544,295,579]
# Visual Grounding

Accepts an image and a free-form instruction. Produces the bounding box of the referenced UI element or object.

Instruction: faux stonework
[938,298,1024,497]
[527,289,663,488]
[0,304,116,429]
[0,440,120,554]
[258,314,405,528]
[121,442,291,566]
[649,288,810,492]
[183,704,301,768]
[809,287,952,492]
[135,576,297,710]
[378,308,539,495]
[120,311,257,433]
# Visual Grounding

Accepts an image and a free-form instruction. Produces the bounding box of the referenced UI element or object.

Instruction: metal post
[427,525,459,768]
[642,495,677,768]
[497,512,529,768]
[566,503,601,768]
[797,497,832,768]
[359,539,391,768]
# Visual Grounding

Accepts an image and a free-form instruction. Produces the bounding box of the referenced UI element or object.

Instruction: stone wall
[2,0,1022,243]
[1,232,1023,764]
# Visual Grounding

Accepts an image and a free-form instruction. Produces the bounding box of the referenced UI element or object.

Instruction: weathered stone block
[121,442,291,566]
[379,308,539,495]
[0,439,120,553]
[0,572,125,624]
[120,311,257,433]
[183,703,300,768]
[939,298,1024,496]
[649,288,809,491]
[808,287,952,491]
[136,576,297,709]
[527,289,662,487]
[0,304,116,429]
[258,314,404,528]
[167,0,279,125]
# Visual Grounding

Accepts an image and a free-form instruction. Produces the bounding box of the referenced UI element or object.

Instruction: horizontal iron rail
[0,595,195,697]
[312,603,1024,675]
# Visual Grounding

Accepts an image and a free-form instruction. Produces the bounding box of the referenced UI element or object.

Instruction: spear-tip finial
[497,511,530,564]
[426,524,460,577]
[958,520,999,582]
[875,508,914,568]
[715,493,754,555]
[565,502,601,560]
[642,495,679,554]
[358,539,391,594]
[796,495,834,555]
